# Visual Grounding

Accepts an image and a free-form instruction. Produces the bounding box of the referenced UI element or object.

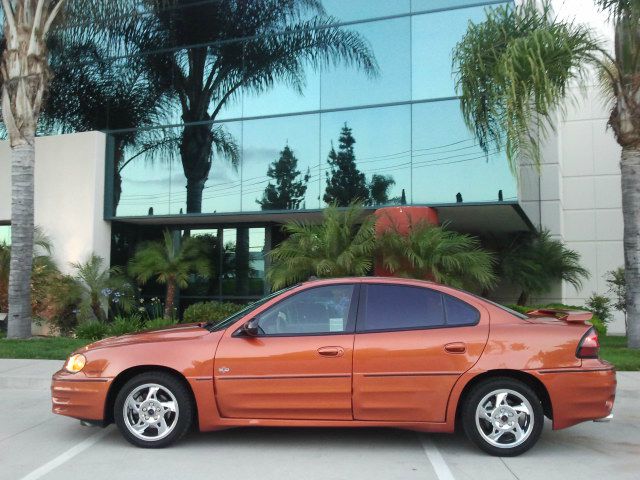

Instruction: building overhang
[111,201,535,236]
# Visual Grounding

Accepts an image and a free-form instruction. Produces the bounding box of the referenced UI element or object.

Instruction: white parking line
[420,435,456,480]
[18,427,111,480]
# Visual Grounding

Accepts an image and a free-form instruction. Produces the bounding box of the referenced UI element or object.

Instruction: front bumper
[51,370,111,421]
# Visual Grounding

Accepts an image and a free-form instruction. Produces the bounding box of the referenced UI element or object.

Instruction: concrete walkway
[1,360,639,480]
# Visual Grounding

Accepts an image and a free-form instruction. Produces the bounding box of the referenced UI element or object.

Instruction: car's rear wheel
[462,378,544,456]
[114,372,193,448]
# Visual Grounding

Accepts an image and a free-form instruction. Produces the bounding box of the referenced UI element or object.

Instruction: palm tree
[376,218,496,291]
[129,230,210,318]
[1,0,67,338]
[453,0,640,347]
[71,253,134,322]
[0,241,9,313]
[493,230,590,306]
[131,0,378,213]
[267,203,376,290]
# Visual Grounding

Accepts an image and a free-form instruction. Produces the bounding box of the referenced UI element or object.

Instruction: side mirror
[242,318,260,337]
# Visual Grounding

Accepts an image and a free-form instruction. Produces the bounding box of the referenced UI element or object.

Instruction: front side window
[256,284,356,335]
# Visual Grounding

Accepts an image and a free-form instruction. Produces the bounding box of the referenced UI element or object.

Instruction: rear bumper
[536,365,616,430]
[51,370,111,421]
[593,413,614,423]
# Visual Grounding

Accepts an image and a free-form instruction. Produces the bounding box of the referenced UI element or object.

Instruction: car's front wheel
[461,378,544,456]
[114,372,193,448]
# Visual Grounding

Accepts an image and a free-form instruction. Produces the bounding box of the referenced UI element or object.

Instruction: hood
[81,323,210,352]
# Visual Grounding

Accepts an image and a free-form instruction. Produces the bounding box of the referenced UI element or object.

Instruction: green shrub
[75,321,109,341]
[107,315,143,337]
[36,273,82,335]
[504,304,530,315]
[589,315,607,336]
[586,294,612,324]
[183,301,244,324]
[144,317,178,330]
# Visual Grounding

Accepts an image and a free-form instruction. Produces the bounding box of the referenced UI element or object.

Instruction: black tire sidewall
[462,377,544,457]
[114,372,193,448]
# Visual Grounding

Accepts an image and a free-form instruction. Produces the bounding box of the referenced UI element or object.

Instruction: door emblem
[218,367,230,373]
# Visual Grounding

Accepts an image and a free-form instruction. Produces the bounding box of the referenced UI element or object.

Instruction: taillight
[576,327,600,359]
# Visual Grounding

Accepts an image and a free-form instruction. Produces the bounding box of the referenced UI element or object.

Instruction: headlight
[64,354,86,373]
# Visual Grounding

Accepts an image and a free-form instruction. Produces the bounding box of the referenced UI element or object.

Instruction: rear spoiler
[526,308,593,323]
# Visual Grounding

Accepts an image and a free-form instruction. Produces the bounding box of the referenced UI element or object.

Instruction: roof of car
[300,276,439,287]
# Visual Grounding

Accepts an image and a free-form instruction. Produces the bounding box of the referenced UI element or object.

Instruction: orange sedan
[51,277,616,456]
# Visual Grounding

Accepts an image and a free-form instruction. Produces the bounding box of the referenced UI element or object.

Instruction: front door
[353,283,489,423]
[214,283,359,420]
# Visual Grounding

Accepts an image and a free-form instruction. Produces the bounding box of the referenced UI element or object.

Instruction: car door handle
[444,342,467,354]
[317,346,344,357]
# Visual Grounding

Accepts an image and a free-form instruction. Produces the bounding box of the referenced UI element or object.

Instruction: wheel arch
[104,365,199,427]
[454,369,553,428]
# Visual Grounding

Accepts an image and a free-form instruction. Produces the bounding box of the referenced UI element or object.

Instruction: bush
[589,315,607,337]
[75,321,109,341]
[586,293,612,324]
[504,304,530,315]
[36,274,82,335]
[144,317,178,330]
[107,315,143,337]
[183,301,244,324]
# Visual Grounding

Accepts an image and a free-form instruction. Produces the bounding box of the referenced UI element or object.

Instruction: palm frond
[495,229,590,299]
[376,218,496,290]
[267,203,375,289]
[129,229,211,286]
[453,0,603,171]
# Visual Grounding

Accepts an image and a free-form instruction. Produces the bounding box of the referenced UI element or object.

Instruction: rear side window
[359,284,479,332]
[359,285,445,332]
[444,295,480,326]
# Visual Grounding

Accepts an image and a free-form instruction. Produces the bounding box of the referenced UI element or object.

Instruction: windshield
[205,285,297,332]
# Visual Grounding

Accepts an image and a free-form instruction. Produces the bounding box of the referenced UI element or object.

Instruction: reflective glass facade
[105,0,516,219]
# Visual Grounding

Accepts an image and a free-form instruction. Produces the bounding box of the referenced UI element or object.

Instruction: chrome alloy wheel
[475,389,534,449]
[123,383,179,441]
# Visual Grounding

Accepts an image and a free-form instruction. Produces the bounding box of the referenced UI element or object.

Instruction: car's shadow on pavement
[179,425,479,453]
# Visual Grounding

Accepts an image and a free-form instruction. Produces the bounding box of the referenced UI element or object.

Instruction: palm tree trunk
[621,146,640,348]
[164,280,177,319]
[180,123,213,214]
[517,290,529,307]
[7,141,35,339]
[113,141,125,215]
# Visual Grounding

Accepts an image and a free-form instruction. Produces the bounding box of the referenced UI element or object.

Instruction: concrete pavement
[0,360,638,480]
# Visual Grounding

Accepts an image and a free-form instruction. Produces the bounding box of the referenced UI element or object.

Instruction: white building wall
[520,85,626,334]
[0,131,110,274]
[517,2,626,334]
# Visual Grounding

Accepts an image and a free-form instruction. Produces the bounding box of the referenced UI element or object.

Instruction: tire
[461,377,544,456]
[114,371,194,448]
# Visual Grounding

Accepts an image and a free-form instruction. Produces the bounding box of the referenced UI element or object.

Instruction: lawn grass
[0,333,90,360]
[600,335,640,371]
[0,332,639,369]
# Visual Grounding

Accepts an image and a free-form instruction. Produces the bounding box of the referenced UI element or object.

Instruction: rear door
[353,283,489,422]
[214,283,359,420]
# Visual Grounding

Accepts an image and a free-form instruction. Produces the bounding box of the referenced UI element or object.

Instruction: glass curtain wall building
[108,0,516,220]
[62,1,519,305]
